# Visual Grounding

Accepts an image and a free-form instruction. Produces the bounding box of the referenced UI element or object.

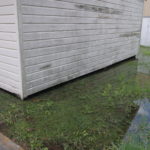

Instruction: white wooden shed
[0,0,144,99]
[141,17,150,46]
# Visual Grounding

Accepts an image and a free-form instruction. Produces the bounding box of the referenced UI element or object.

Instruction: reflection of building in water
[121,48,150,149]
[137,54,150,75]
[137,50,150,89]
[122,99,150,148]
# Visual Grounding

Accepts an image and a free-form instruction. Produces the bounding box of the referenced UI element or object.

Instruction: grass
[0,47,150,150]
[140,46,150,56]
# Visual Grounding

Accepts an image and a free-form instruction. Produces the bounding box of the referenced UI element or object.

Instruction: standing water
[0,47,150,150]
[121,99,150,150]
[121,47,150,150]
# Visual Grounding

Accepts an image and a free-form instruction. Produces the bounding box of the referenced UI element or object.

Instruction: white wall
[0,0,22,96]
[19,0,144,98]
[141,17,150,47]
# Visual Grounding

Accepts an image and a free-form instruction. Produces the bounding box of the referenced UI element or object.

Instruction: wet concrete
[0,133,23,150]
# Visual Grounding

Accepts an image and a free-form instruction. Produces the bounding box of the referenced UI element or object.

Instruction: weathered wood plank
[21,0,144,96]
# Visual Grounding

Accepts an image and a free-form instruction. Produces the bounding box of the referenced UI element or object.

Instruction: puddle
[121,48,150,150]
[138,53,150,75]
[0,47,149,150]
[122,99,150,149]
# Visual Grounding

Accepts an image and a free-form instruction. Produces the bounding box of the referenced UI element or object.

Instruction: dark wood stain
[75,4,122,15]
[120,32,141,38]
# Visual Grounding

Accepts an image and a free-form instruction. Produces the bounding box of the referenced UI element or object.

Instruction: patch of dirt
[25,116,34,122]
[43,142,64,150]
[0,121,7,133]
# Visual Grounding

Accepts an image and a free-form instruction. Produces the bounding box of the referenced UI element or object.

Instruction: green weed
[0,47,149,150]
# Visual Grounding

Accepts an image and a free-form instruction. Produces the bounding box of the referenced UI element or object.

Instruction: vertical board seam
[15,0,26,99]
[137,0,145,57]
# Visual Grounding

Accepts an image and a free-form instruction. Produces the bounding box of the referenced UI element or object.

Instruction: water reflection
[122,99,150,149]
[137,50,150,75]
[121,50,150,149]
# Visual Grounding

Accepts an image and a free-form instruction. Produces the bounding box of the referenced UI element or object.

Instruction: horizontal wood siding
[0,0,21,95]
[21,0,144,96]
